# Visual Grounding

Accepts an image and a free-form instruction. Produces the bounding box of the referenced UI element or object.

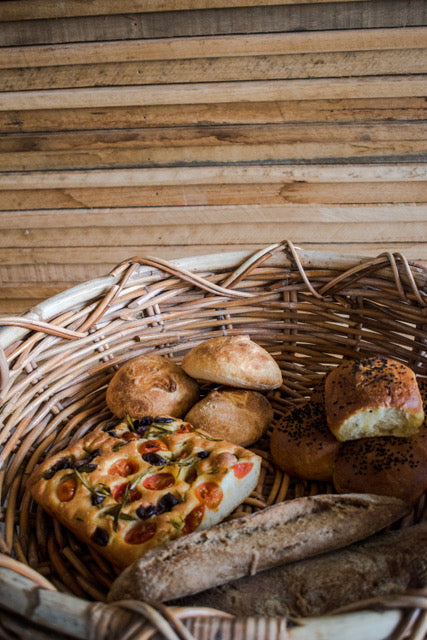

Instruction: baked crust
[324,356,424,441]
[182,335,282,390]
[333,424,427,504]
[27,416,261,569]
[270,400,340,482]
[107,493,409,603]
[185,387,273,446]
[106,354,199,419]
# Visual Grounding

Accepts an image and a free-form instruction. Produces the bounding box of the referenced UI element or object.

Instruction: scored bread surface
[182,335,283,390]
[28,416,261,569]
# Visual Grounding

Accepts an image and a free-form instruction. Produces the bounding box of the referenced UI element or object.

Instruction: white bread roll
[182,335,282,390]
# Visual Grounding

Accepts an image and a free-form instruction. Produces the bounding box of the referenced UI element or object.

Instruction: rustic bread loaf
[185,387,273,446]
[181,335,282,390]
[270,400,340,482]
[106,354,199,419]
[107,493,409,603]
[173,521,427,618]
[324,356,424,441]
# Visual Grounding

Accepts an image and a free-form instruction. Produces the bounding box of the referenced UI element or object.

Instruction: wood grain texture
[0,2,425,314]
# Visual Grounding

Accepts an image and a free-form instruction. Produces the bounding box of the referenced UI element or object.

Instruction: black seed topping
[91,493,106,506]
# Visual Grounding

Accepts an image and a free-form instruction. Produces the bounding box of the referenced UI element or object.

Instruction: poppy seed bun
[333,426,427,504]
[182,335,282,390]
[106,354,199,419]
[185,388,273,447]
[325,356,424,442]
[270,401,340,482]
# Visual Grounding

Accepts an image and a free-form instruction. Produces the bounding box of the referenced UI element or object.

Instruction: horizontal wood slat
[0,2,426,314]
[4,50,425,92]
[0,98,424,133]
[1,1,425,46]
[2,204,425,228]
[2,28,426,68]
[0,0,372,22]
[1,76,426,111]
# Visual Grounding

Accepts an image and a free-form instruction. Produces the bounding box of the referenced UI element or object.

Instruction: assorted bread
[27,333,427,611]
[271,356,427,504]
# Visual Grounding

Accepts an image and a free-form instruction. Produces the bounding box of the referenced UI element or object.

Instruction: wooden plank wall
[0,0,426,313]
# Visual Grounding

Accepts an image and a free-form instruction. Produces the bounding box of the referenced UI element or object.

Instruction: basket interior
[0,244,426,602]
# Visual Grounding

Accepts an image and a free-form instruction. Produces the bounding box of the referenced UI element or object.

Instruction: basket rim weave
[0,240,426,640]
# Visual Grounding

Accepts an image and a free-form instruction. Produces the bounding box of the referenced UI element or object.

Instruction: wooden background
[0,0,426,314]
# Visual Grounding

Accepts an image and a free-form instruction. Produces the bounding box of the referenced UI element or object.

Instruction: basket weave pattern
[0,241,426,639]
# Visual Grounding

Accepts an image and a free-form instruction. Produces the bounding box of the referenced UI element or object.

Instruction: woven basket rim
[1,243,425,350]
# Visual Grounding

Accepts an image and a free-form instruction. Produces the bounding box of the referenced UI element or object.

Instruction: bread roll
[107,493,409,603]
[185,388,273,447]
[333,424,427,504]
[270,400,340,482]
[325,356,424,441]
[181,335,282,390]
[106,354,199,419]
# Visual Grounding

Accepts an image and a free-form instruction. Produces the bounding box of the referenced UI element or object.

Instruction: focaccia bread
[27,416,261,569]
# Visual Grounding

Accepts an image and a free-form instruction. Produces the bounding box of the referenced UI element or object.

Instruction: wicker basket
[0,240,426,640]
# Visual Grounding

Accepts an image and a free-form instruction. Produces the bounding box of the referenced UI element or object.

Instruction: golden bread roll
[106,354,199,419]
[324,356,424,442]
[333,424,427,504]
[185,387,273,447]
[270,400,340,482]
[181,335,282,390]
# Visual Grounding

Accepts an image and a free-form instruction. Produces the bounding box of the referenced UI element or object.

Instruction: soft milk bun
[185,387,273,447]
[106,354,199,419]
[324,356,424,442]
[182,335,282,390]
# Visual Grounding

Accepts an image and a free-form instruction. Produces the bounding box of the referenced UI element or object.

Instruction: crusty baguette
[173,521,427,618]
[108,493,409,603]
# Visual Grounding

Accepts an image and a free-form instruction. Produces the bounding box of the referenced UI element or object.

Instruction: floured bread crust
[185,388,273,446]
[27,416,261,569]
[106,354,199,419]
[182,335,282,390]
